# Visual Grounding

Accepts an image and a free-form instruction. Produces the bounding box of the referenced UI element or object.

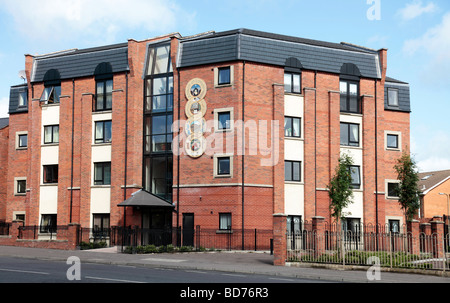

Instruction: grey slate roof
[385,77,410,113]
[0,117,9,130]
[8,84,28,115]
[178,28,381,79]
[117,190,174,208]
[31,43,129,83]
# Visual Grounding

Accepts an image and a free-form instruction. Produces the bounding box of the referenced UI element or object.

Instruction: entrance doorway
[182,213,194,247]
[141,208,172,246]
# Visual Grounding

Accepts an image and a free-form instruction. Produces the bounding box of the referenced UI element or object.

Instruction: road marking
[0,268,49,275]
[142,258,186,263]
[85,276,145,283]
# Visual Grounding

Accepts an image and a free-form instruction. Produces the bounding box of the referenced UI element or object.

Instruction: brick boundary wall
[0,221,80,250]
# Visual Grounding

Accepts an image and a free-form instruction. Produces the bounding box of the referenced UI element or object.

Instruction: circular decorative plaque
[185,78,207,101]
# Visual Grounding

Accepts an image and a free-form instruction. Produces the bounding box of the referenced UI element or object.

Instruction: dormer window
[40,85,61,104]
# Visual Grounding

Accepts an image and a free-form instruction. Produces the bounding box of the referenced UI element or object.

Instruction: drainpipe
[70,78,75,223]
[123,72,129,228]
[177,67,181,238]
[242,61,246,250]
[375,81,379,234]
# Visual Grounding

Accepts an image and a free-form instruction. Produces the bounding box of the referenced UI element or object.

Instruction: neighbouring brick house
[0,117,9,222]
[418,170,450,220]
[2,29,411,250]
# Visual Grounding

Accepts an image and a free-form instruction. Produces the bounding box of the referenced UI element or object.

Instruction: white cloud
[397,0,437,21]
[1,0,196,44]
[412,131,450,172]
[0,97,9,118]
[403,12,450,87]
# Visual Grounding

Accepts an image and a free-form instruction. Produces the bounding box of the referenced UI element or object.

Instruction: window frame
[387,88,399,107]
[348,165,361,189]
[14,177,27,196]
[40,214,57,234]
[94,120,112,144]
[340,122,360,147]
[43,125,59,144]
[16,131,28,149]
[284,72,302,94]
[218,67,231,85]
[285,160,302,182]
[386,180,400,199]
[43,164,59,184]
[340,80,361,114]
[93,162,112,186]
[214,66,234,87]
[284,116,301,138]
[18,91,28,108]
[214,154,233,178]
[219,213,232,230]
[95,78,113,112]
[40,85,61,104]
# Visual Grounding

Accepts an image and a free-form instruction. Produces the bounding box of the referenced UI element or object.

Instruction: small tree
[328,153,355,225]
[394,151,420,222]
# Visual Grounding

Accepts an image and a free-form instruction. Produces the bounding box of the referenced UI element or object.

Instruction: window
[340,123,360,147]
[18,134,27,148]
[287,215,302,234]
[285,117,301,138]
[95,79,113,111]
[349,166,361,189]
[93,214,110,237]
[388,88,399,107]
[218,111,231,130]
[43,165,58,184]
[15,179,26,195]
[18,91,27,107]
[44,125,59,144]
[94,162,111,185]
[219,213,232,230]
[95,120,112,144]
[285,161,301,182]
[218,67,231,85]
[340,81,360,113]
[342,218,361,240]
[217,157,231,176]
[144,156,173,201]
[145,115,172,153]
[40,86,61,104]
[284,73,301,94]
[387,182,400,199]
[40,214,57,233]
[389,219,400,233]
[387,134,399,149]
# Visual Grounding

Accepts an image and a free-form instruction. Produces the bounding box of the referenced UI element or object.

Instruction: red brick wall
[0,125,9,221]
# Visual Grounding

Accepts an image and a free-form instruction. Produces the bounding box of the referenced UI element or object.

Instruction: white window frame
[14,177,27,196]
[214,66,234,87]
[385,131,402,151]
[214,107,234,133]
[213,154,233,178]
[385,180,400,200]
[15,131,28,150]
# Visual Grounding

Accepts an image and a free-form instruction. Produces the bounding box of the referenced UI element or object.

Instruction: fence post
[312,216,325,259]
[431,217,445,259]
[273,214,287,266]
[407,220,420,255]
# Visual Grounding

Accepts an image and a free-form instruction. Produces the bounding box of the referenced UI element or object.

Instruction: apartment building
[3,29,411,241]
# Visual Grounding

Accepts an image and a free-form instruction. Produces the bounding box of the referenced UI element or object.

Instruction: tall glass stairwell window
[143,43,173,201]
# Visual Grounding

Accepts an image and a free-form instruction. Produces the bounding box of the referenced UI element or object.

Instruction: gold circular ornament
[185,78,207,101]
[185,135,206,158]
[185,117,207,136]
[185,99,207,118]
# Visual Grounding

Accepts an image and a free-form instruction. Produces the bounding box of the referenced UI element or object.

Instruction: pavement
[0,245,450,283]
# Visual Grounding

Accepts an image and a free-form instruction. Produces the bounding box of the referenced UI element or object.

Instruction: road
[0,256,333,284]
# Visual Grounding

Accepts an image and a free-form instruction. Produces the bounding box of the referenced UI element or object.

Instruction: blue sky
[0,0,449,172]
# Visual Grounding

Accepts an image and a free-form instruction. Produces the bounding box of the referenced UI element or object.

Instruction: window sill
[40,183,58,187]
[41,103,60,108]
[92,110,112,115]
[285,137,303,141]
[92,143,112,147]
[215,83,233,88]
[91,185,111,188]
[285,181,304,185]
[214,175,232,179]
[340,145,362,150]
[42,143,59,147]
[340,112,363,117]
[386,147,401,152]
[14,193,26,196]
[216,230,233,234]
[215,128,233,133]
[16,147,28,150]
[284,92,303,97]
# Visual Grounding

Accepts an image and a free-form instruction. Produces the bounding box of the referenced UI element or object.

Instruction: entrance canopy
[118,190,174,208]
